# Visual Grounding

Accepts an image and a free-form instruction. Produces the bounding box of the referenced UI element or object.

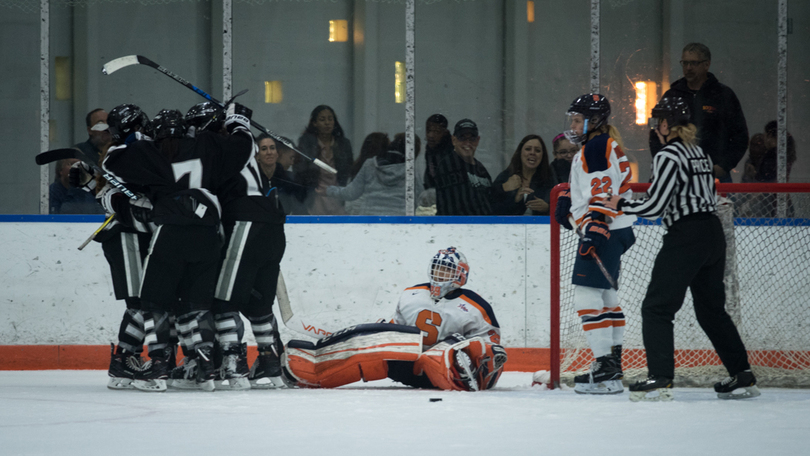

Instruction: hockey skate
[454,350,479,392]
[714,370,761,400]
[216,343,250,391]
[169,353,200,390]
[196,346,216,392]
[574,355,623,394]
[132,353,171,392]
[249,341,286,389]
[107,343,148,390]
[629,375,673,402]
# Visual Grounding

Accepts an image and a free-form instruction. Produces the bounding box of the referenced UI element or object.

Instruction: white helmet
[428,247,470,300]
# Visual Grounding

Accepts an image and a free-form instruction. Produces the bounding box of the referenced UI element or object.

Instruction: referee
[603,96,759,401]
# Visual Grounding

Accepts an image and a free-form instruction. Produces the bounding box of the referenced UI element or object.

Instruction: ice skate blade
[132,379,167,392]
[574,380,623,395]
[215,377,251,391]
[107,377,134,390]
[717,385,761,400]
[197,379,216,392]
[249,376,287,389]
[169,379,200,390]
[629,388,673,402]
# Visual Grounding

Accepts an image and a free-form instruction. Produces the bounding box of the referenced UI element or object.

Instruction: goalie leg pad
[415,338,507,391]
[282,323,422,388]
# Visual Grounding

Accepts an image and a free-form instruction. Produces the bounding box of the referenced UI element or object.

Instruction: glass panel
[788,0,808,184]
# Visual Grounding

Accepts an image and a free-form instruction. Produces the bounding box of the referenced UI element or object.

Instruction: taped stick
[568,215,618,290]
[78,214,115,250]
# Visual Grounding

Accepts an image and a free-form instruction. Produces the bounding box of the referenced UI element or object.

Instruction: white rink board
[0,221,551,348]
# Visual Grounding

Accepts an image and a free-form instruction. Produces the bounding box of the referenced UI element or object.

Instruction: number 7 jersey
[569,133,636,230]
[393,283,501,349]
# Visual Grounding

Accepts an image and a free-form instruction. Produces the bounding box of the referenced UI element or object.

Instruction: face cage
[564,112,589,146]
[428,258,463,300]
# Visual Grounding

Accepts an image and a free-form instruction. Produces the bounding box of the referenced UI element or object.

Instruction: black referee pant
[641,213,751,379]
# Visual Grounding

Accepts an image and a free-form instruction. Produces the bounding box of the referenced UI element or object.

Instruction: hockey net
[550,183,810,388]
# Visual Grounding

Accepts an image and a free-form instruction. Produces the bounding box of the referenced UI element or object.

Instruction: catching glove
[225,103,252,134]
[554,189,573,230]
[578,220,610,260]
[69,161,96,192]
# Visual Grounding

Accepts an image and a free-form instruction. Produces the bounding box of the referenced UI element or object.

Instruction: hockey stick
[77,214,115,250]
[568,215,618,290]
[35,148,82,165]
[276,271,335,339]
[102,55,338,175]
[35,146,138,200]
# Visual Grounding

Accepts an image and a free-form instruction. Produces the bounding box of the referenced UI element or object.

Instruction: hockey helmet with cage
[651,96,691,131]
[428,247,470,300]
[107,104,149,144]
[151,109,187,140]
[185,101,223,133]
[564,93,611,146]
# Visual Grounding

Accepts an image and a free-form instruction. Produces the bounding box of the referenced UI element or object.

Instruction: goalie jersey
[393,283,501,349]
[569,134,636,230]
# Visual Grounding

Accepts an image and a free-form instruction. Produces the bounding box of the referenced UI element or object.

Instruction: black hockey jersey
[217,153,286,227]
[103,131,253,226]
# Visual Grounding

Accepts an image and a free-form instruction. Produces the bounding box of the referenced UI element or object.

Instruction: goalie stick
[276,271,336,340]
[102,55,338,175]
[568,215,618,290]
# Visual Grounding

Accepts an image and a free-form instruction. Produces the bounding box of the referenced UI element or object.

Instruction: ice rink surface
[1,370,809,456]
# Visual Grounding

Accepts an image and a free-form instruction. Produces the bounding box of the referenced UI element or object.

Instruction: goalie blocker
[281,323,507,391]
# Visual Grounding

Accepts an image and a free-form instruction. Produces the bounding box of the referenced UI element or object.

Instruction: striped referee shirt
[617,138,716,228]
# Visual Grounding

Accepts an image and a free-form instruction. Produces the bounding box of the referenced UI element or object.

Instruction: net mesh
[554,185,810,388]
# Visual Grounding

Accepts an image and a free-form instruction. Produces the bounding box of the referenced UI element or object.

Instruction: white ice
[1,371,809,455]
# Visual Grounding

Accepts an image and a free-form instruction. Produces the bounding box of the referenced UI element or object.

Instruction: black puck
[429,398,442,402]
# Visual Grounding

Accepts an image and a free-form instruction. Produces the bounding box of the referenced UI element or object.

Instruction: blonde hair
[669,124,698,146]
[588,124,625,150]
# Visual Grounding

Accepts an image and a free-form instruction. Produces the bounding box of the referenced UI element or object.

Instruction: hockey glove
[129,196,154,224]
[578,220,610,260]
[225,103,252,134]
[588,196,622,221]
[97,185,127,215]
[68,161,96,192]
[554,189,573,230]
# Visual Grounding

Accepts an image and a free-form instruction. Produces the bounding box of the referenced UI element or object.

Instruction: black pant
[641,213,751,379]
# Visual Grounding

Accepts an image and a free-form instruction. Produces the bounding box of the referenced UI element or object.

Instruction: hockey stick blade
[35,148,80,165]
[569,215,618,290]
[313,159,338,174]
[102,55,140,75]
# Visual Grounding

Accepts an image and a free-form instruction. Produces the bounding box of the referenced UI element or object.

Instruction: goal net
[550,183,810,388]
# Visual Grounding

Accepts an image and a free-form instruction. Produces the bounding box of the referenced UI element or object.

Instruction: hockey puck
[429,398,442,402]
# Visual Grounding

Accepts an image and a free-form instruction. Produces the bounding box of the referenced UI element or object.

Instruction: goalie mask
[428,247,470,300]
[564,93,610,146]
[651,96,691,132]
[107,104,149,144]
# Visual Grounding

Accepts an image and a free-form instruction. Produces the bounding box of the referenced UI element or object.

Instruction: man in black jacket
[435,119,493,215]
[651,43,748,183]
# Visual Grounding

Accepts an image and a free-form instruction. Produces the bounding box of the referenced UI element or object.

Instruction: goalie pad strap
[415,337,507,391]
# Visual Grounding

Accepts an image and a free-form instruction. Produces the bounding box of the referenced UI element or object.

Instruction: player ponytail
[588,124,625,151]
[669,123,698,146]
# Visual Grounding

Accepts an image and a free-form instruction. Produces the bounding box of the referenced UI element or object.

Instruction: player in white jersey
[281,247,507,391]
[553,94,636,394]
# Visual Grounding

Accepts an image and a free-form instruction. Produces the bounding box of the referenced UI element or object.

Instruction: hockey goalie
[281,247,508,391]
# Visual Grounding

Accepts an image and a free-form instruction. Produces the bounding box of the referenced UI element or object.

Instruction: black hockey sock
[214,311,245,349]
[177,310,216,352]
[247,313,278,350]
[144,310,171,355]
[117,309,145,354]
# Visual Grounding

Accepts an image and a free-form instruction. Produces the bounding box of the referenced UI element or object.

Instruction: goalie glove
[554,189,573,230]
[224,103,252,134]
[578,220,610,260]
[68,161,96,192]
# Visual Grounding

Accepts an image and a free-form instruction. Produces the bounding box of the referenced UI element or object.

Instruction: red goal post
[550,183,810,388]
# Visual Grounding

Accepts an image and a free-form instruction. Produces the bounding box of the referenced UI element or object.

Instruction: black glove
[578,220,610,260]
[554,189,573,230]
[129,197,154,224]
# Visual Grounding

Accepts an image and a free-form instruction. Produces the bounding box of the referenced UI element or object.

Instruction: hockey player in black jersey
[103,104,255,392]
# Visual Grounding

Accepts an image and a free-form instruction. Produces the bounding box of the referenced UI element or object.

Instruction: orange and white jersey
[393,283,501,349]
[569,134,636,230]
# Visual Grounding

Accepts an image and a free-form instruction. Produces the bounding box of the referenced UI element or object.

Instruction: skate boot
[196,345,216,392]
[132,350,171,392]
[453,350,479,392]
[612,345,623,370]
[216,343,250,391]
[629,375,673,402]
[249,340,285,389]
[714,370,760,400]
[574,354,623,394]
[169,352,199,390]
[107,343,147,390]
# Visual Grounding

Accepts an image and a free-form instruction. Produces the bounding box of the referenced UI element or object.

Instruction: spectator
[435,119,493,216]
[322,133,423,215]
[491,134,558,215]
[294,105,353,215]
[550,133,577,183]
[756,120,796,183]
[350,132,390,180]
[257,134,307,215]
[651,43,748,183]
[75,108,113,166]
[49,158,104,214]
[423,114,453,190]
[741,133,766,184]
[739,122,797,218]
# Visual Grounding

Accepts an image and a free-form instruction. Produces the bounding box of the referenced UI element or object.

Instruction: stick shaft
[568,215,618,290]
[77,214,115,250]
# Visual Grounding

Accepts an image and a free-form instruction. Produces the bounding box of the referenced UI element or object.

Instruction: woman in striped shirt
[604,96,759,402]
